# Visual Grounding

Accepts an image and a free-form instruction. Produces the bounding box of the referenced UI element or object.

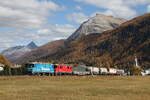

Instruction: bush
[130,67,142,75]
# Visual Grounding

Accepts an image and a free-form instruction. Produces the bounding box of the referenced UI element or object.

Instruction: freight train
[25,62,126,76]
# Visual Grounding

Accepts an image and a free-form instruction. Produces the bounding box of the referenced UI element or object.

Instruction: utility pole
[8,67,12,76]
[91,67,94,76]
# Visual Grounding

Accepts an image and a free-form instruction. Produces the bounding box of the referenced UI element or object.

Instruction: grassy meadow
[0,76,150,100]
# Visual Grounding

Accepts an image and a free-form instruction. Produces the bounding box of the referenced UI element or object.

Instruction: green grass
[0,76,150,100]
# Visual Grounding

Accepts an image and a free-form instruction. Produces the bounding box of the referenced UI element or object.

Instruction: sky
[0,0,150,51]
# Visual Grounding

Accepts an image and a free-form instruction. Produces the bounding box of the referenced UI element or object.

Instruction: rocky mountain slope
[67,14,126,41]
[1,42,37,63]
[47,13,150,69]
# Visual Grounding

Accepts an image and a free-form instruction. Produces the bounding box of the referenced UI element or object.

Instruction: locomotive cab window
[26,64,34,68]
[60,66,62,69]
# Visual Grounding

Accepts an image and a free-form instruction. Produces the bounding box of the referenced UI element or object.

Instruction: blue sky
[0,0,150,51]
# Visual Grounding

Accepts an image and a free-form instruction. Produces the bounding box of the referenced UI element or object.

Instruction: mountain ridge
[67,13,126,41]
[1,41,37,63]
[14,39,65,64]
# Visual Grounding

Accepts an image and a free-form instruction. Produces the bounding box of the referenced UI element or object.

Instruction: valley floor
[0,76,150,100]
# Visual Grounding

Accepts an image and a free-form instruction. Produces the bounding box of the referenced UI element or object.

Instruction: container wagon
[116,69,125,76]
[99,68,108,75]
[107,68,117,75]
[87,67,100,75]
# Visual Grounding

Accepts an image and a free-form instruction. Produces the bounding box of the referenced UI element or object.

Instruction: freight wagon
[72,65,90,76]
[99,68,108,75]
[141,69,150,76]
[87,67,100,75]
[116,69,125,76]
[107,68,125,75]
[107,68,117,75]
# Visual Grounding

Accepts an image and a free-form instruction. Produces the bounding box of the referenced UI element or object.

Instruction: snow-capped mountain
[67,14,126,41]
[1,41,37,63]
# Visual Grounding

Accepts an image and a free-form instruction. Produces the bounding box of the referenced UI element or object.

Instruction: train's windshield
[25,64,35,68]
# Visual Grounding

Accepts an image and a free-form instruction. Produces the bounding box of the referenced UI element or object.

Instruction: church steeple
[135,56,139,67]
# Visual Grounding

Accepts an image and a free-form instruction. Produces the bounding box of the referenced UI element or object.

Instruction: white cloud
[67,12,88,24]
[147,5,150,12]
[124,0,150,6]
[52,37,66,41]
[54,24,77,34]
[102,6,137,19]
[75,0,150,19]
[75,5,82,10]
[0,0,64,29]
[38,29,50,34]
[0,43,13,49]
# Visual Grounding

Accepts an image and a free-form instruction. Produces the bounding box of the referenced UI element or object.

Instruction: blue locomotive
[26,63,55,75]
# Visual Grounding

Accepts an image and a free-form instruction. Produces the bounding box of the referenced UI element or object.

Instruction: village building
[0,63,4,71]
[0,63,4,67]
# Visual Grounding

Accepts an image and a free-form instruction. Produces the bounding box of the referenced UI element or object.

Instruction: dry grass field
[0,76,150,100]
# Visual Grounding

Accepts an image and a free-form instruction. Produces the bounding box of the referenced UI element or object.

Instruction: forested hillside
[46,13,150,69]
[0,54,11,66]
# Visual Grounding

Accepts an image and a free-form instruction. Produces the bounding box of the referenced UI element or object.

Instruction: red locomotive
[54,64,73,75]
